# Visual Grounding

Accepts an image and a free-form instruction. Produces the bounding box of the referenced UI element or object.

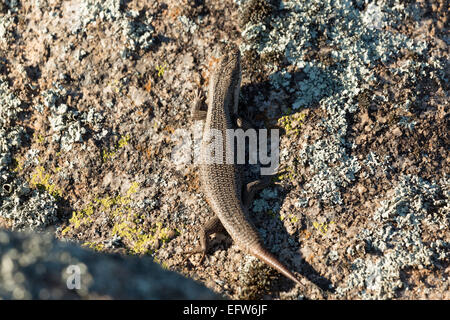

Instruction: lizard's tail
[250,244,302,286]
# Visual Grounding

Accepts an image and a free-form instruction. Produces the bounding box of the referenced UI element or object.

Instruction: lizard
[188,44,302,286]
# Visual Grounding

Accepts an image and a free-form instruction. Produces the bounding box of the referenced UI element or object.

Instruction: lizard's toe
[182,246,207,266]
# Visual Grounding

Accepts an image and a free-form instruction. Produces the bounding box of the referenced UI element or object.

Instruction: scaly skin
[192,44,302,286]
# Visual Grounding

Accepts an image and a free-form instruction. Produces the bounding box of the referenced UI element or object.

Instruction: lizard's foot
[242,176,276,209]
[191,88,207,120]
[235,115,255,130]
[182,246,206,266]
[181,216,225,266]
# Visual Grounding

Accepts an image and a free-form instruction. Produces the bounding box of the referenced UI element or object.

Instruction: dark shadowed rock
[0,230,220,299]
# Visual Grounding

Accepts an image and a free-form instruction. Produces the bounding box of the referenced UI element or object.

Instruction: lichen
[0,77,59,231]
[277,111,307,136]
[29,166,62,199]
[62,182,172,255]
[102,134,130,161]
[239,0,434,209]
[337,175,449,299]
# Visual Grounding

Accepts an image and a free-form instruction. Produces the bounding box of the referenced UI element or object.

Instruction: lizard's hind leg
[235,115,254,130]
[183,216,226,265]
[242,176,275,209]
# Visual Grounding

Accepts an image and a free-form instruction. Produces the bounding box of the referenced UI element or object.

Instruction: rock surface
[0,0,448,299]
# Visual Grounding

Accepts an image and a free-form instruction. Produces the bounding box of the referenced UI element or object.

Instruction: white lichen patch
[43,83,105,152]
[178,15,199,34]
[61,0,155,57]
[252,188,279,213]
[237,0,447,299]
[121,10,155,55]
[0,12,15,44]
[1,187,59,231]
[252,198,271,213]
[62,0,123,34]
[239,0,434,209]
[299,136,361,206]
[0,78,59,231]
[0,77,23,171]
[337,175,449,299]
[0,77,22,127]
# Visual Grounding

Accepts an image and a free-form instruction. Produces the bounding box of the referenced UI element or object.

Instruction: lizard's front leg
[191,89,207,120]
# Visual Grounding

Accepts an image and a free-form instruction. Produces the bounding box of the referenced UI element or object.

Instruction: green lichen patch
[29,166,62,199]
[277,110,307,136]
[62,181,173,256]
[102,134,130,162]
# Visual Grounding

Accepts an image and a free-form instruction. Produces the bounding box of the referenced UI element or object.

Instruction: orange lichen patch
[135,144,152,161]
[201,56,221,88]
[185,171,201,193]
[163,126,175,134]
[145,148,152,160]
[165,6,182,21]
[144,79,152,92]
[300,229,312,240]
[208,56,220,69]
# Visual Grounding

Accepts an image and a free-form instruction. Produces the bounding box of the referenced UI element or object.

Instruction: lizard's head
[220,44,241,69]
[217,44,242,114]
